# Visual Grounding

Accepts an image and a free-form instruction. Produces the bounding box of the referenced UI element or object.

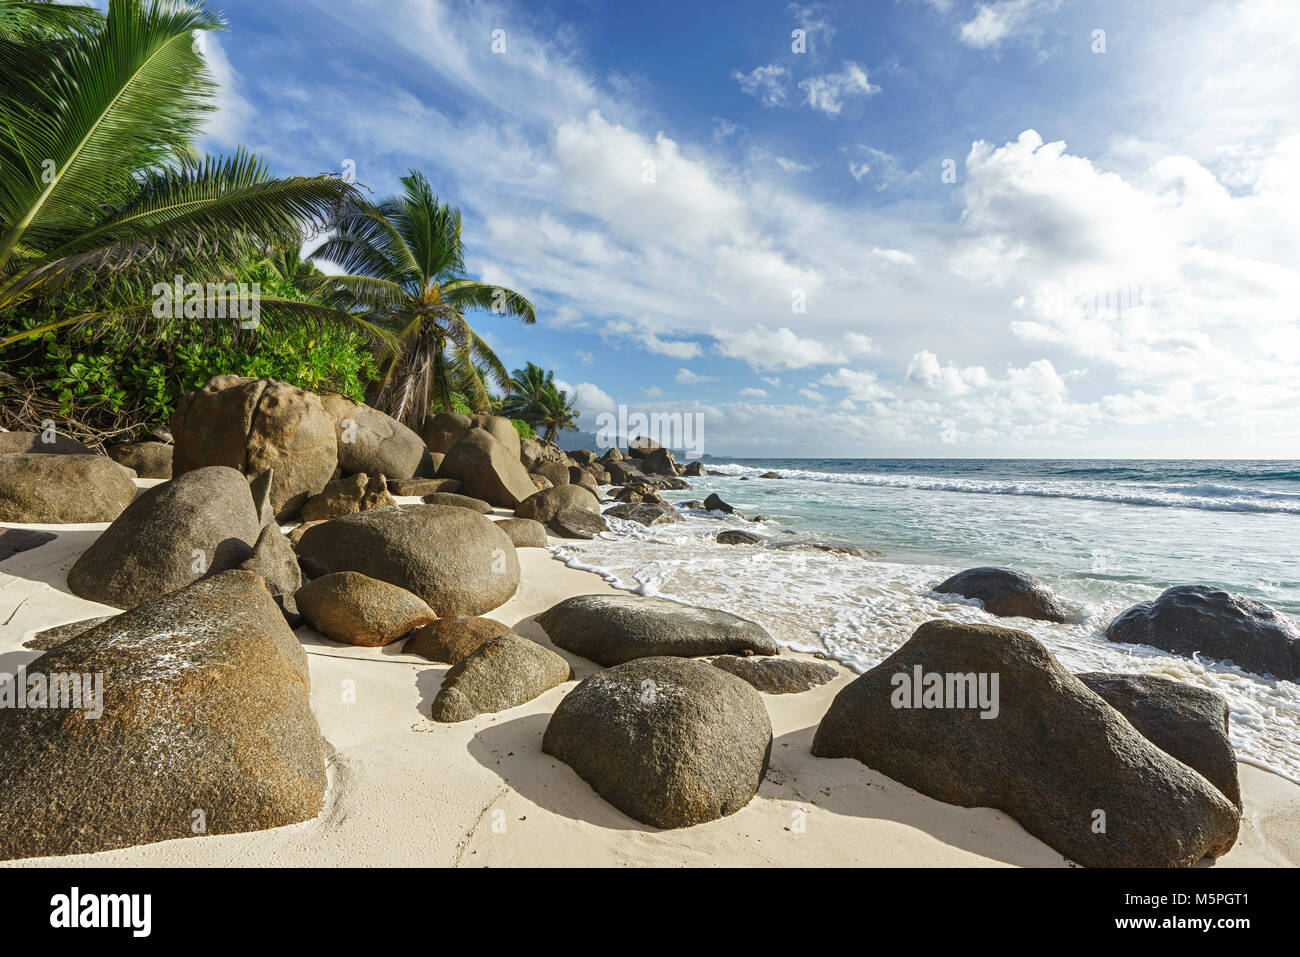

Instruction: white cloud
[676,368,715,385]
[848,147,920,189]
[200,35,254,147]
[732,64,790,107]
[787,2,837,57]
[959,0,1061,50]
[576,350,594,365]
[799,61,880,116]
[776,156,813,173]
[738,387,769,398]
[714,325,840,370]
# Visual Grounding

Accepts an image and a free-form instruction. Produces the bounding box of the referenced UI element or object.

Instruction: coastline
[1,491,1297,868]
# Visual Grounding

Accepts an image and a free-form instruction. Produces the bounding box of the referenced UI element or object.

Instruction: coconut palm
[529,384,579,443]
[501,363,578,441]
[305,170,535,428]
[499,362,556,418]
[0,0,360,347]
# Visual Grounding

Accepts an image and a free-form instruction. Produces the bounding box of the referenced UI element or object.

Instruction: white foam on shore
[705,463,1300,515]
[553,509,1300,784]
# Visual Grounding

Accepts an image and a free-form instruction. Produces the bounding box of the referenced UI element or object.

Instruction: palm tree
[501,362,578,441]
[305,171,535,428]
[0,0,360,348]
[499,362,554,417]
[530,384,579,443]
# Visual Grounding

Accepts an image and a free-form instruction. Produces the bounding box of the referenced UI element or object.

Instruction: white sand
[0,497,1296,868]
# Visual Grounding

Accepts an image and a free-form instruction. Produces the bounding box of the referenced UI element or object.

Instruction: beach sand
[1,494,1296,868]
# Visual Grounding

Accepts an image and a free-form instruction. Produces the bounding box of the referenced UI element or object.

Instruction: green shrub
[0,316,378,440]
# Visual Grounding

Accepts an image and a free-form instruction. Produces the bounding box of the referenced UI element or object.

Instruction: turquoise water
[551,459,1300,780]
[699,459,1300,615]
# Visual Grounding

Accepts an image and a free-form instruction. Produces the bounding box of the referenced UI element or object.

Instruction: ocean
[551,459,1300,782]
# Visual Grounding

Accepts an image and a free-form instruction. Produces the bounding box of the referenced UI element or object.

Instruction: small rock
[296,571,436,646]
[430,634,572,723]
[717,530,762,546]
[934,566,1068,623]
[405,616,517,664]
[712,655,838,693]
[549,508,608,539]
[299,473,395,522]
[494,518,548,548]
[420,491,492,513]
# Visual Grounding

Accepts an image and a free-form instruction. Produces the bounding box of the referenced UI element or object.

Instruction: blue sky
[196,0,1299,457]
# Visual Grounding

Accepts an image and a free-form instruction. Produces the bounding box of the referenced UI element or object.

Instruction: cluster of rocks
[1,390,1290,867]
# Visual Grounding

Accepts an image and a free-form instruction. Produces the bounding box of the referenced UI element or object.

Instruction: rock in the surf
[515,484,600,524]
[933,566,1068,623]
[548,508,608,540]
[811,619,1240,868]
[1106,585,1300,682]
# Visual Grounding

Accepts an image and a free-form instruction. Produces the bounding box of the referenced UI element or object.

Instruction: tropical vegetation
[0,0,567,449]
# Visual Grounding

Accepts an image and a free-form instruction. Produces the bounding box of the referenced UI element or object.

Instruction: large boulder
[639,447,677,477]
[469,414,522,461]
[683,461,705,477]
[0,431,93,454]
[514,484,600,524]
[319,393,424,480]
[543,657,772,828]
[295,505,520,617]
[170,376,338,520]
[811,619,1240,867]
[626,436,663,459]
[296,571,435,647]
[536,594,779,666]
[439,428,536,508]
[1077,672,1240,809]
[67,466,261,609]
[520,436,570,471]
[0,453,136,523]
[421,411,473,454]
[533,461,571,487]
[0,571,325,861]
[430,634,572,723]
[933,566,1068,623]
[106,441,173,479]
[1107,585,1300,681]
[712,655,839,694]
[405,616,516,665]
[299,472,395,523]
